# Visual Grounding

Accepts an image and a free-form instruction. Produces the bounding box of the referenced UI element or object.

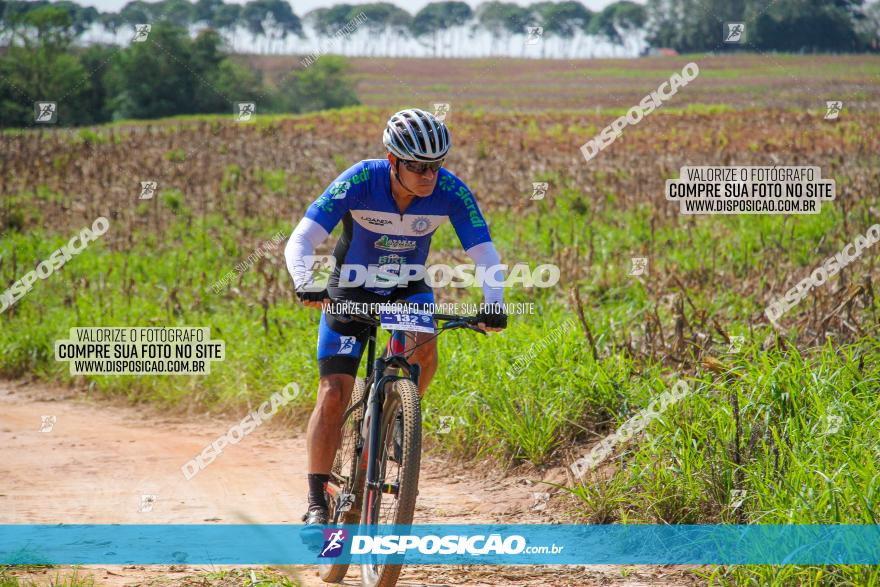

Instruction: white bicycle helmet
[382,108,450,162]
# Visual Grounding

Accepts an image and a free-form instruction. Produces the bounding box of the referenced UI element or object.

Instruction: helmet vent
[382,108,450,162]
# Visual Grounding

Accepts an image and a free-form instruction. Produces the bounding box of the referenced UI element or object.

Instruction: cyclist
[284,108,507,526]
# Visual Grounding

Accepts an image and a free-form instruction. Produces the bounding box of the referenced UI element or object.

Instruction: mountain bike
[318,304,485,587]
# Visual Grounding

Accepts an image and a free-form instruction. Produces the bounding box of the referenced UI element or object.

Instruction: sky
[74,0,636,16]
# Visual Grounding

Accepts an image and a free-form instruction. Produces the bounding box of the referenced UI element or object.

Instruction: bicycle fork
[362,363,392,524]
[361,357,420,524]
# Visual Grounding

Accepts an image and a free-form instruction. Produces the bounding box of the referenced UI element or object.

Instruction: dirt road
[0,379,699,586]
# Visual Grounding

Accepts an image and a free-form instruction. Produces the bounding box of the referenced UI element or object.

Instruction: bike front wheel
[359,378,421,587]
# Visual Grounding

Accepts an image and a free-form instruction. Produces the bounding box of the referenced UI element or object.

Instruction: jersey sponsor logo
[338,336,356,355]
[349,165,370,185]
[410,216,433,234]
[352,211,448,236]
[315,193,335,213]
[363,215,393,227]
[375,235,417,252]
[455,186,487,228]
[329,181,350,199]
[378,254,406,265]
[439,174,455,192]
[316,165,371,209]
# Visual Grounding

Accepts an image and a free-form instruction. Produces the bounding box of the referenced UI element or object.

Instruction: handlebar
[327,301,487,335]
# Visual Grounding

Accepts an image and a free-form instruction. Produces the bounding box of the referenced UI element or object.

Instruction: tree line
[0,7,360,127]
[0,0,877,127]
[1,0,877,56]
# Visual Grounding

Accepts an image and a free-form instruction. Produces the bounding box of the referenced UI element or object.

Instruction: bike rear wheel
[359,378,421,587]
[319,377,366,583]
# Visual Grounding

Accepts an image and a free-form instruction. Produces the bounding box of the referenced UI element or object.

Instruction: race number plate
[379,310,435,334]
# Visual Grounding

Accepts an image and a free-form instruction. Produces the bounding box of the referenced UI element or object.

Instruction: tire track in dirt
[0,379,700,586]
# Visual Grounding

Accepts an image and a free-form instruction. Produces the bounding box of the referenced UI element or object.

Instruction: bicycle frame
[326,310,483,524]
[363,329,419,512]
[327,321,418,522]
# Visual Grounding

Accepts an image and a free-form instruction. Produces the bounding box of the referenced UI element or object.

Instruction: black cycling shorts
[316,280,434,377]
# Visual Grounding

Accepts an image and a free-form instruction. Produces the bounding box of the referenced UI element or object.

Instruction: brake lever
[440,320,484,334]
[466,322,488,335]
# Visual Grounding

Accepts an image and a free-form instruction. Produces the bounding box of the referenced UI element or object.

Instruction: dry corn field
[3,82,879,365]
[3,52,880,587]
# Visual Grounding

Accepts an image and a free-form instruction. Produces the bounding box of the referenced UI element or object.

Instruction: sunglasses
[401,159,444,174]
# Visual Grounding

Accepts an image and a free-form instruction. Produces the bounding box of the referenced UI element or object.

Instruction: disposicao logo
[350,533,526,555]
[319,528,348,558]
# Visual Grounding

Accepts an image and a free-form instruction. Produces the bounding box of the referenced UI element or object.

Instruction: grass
[0,568,94,587]
[1,179,875,468]
[2,97,879,586]
[567,341,880,521]
[0,105,380,135]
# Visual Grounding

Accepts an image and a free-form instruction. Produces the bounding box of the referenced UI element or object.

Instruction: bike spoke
[362,409,404,581]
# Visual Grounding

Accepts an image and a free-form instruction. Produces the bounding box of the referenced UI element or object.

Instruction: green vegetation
[646,0,875,53]
[199,568,298,586]
[0,0,876,127]
[1,56,879,585]
[0,9,359,128]
[0,568,95,587]
[0,0,874,60]
[274,55,360,114]
[1,167,877,471]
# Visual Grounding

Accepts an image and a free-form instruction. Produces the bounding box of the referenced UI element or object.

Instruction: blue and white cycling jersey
[302,158,494,295]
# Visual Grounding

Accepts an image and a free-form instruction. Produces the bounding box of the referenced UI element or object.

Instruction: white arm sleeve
[465,241,504,305]
[284,217,330,290]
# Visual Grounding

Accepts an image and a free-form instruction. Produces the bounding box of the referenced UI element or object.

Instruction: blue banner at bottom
[2,524,879,565]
